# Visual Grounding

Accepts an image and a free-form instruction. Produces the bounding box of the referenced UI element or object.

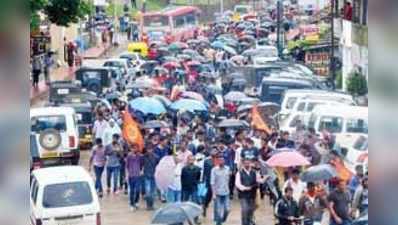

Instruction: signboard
[305,51,330,76]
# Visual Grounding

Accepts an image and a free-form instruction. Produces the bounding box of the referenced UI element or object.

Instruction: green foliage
[30,0,48,30]
[346,72,368,96]
[44,0,92,27]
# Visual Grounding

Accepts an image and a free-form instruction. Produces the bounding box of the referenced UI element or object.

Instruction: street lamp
[330,0,336,90]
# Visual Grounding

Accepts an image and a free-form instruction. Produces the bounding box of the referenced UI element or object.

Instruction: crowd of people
[82,2,368,225]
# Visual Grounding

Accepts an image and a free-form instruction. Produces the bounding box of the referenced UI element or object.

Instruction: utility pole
[276,0,283,57]
[330,0,336,90]
[220,0,224,14]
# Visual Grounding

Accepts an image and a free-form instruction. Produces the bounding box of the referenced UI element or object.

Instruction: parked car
[30,166,101,225]
[103,58,135,77]
[49,81,82,104]
[259,77,316,104]
[30,107,80,166]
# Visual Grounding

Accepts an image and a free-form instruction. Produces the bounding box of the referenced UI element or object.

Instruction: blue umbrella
[170,99,208,113]
[129,97,166,115]
[301,164,338,182]
[211,41,225,49]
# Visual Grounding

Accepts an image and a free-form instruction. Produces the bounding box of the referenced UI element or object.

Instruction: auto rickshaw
[127,42,148,58]
[49,80,82,104]
[60,101,94,150]
[75,66,112,95]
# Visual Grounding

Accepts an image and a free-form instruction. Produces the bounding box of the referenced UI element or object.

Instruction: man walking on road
[126,144,143,211]
[142,146,158,210]
[211,156,231,225]
[181,155,201,203]
[235,158,268,225]
[89,138,107,198]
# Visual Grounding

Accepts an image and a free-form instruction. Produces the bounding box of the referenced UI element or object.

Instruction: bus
[140,6,201,43]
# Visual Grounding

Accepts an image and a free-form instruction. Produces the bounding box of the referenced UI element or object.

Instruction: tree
[30,0,48,30]
[44,0,93,27]
[346,71,368,96]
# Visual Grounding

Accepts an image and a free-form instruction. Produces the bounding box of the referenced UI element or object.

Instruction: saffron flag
[122,111,144,152]
[251,105,271,134]
[330,158,353,182]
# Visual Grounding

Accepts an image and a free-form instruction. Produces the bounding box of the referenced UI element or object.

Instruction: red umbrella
[163,61,180,70]
[186,60,201,67]
[266,151,310,167]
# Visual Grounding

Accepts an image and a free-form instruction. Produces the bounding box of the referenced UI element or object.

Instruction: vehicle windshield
[42,182,93,208]
[31,116,67,132]
[318,116,343,133]
[346,118,368,133]
[143,15,169,27]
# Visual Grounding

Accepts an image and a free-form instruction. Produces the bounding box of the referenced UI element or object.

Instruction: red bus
[140,6,201,43]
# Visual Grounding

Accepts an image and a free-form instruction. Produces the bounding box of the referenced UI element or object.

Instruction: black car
[75,66,112,95]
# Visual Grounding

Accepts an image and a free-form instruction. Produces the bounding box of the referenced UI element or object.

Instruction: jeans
[94,166,104,193]
[128,177,141,207]
[119,165,127,191]
[182,189,199,204]
[144,177,157,208]
[240,198,256,225]
[214,195,230,225]
[106,166,120,192]
[167,188,181,203]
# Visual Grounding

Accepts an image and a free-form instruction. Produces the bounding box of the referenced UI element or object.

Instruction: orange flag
[251,105,271,134]
[331,158,353,182]
[122,111,144,152]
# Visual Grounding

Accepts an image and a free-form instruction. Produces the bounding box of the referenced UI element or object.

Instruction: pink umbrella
[180,91,205,102]
[155,156,176,192]
[163,61,181,70]
[266,151,310,168]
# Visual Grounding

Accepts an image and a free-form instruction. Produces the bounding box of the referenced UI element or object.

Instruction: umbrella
[222,45,237,55]
[130,77,160,89]
[143,120,170,129]
[182,49,199,57]
[237,104,254,113]
[224,91,248,102]
[218,119,249,128]
[258,102,281,115]
[162,61,180,70]
[180,91,205,102]
[162,56,178,62]
[152,95,172,107]
[300,164,338,182]
[152,202,202,225]
[129,97,166,115]
[211,41,225,49]
[237,97,260,105]
[155,156,176,192]
[266,151,311,167]
[231,55,245,63]
[177,54,192,61]
[168,42,188,51]
[170,99,208,113]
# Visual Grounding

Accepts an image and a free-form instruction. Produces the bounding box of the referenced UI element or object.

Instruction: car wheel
[39,129,62,150]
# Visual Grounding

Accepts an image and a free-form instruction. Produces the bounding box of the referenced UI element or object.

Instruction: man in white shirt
[93,115,109,140]
[283,169,307,203]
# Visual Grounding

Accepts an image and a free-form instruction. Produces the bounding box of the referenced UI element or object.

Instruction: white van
[30,166,101,225]
[280,89,355,115]
[30,107,80,167]
[307,105,368,147]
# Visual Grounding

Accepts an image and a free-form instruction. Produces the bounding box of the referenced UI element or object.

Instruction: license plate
[58,220,80,225]
[41,151,59,158]
[57,89,70,95]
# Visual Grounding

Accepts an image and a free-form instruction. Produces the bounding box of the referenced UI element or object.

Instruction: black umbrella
[301,164,338,182]
[151,202,202,225]
[217,119,249,128]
